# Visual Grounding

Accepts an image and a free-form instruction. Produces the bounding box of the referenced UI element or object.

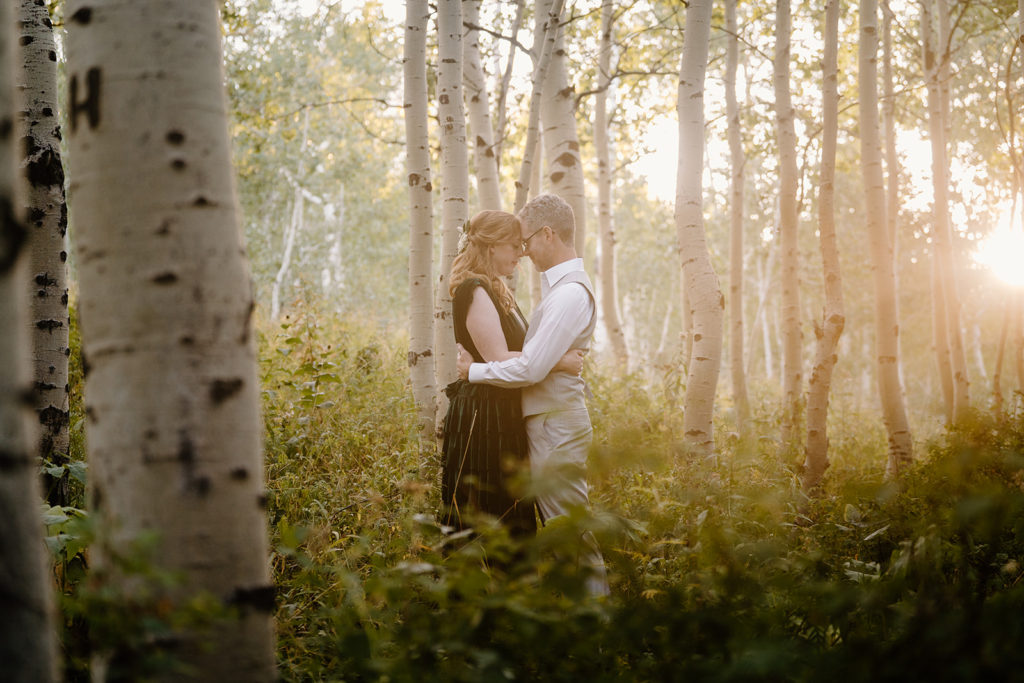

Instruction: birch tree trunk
[66,2,276,678]
[860,0,914,476]
[803,0,845,492]
[537,0,587,260]
[528,131,544,309]
[0,6,60,676]
[404,0,436,439]
[922,0,969,422]
[18,0,70,506]
[676,0,722,458]
[270,109,309,323]
[493,0,525,177]
[775,0,803,451]
[435,0,469,401]
[463,0,501,211]
[725,0,750,429]
[882,1,899,255]
[595,0,628,368]
[513,0,561,214]
[993,296,1009,415]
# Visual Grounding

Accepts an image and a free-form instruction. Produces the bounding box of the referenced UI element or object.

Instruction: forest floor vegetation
[50,307,1024,681]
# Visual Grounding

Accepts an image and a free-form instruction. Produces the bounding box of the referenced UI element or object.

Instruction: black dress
[440,278,535,537]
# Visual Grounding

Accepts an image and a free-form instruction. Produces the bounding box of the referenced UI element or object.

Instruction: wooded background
[4,0,1024,680]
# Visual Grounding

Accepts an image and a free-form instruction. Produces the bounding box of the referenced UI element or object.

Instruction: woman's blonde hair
[448,210,520,313]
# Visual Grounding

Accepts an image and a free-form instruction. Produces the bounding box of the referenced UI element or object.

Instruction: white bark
[528,130,544,309]
[514,0,562,214]
[66,1,276,678]
[676,0,722,458]
[493,0,525,176]
[18,0,70,503]
[725,0,750,428]
[860,0,914,476]
[775,0,803,451]
[270,109,309,323]
[595,0,628,368]
[435,0,469,398]
[0,5,60,677]
[404,0,436,439]
[882,0,898,254]
[463,0,501,211]
[922,0,969,422]
[803,0,845,492]
[537,0,587,260]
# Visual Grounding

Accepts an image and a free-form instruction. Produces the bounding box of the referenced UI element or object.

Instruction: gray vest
[522,269,596,417]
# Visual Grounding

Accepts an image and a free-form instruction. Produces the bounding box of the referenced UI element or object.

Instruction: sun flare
[975,202,1024,287]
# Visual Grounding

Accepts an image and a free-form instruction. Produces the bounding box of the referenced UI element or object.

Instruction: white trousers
[525,407,609,597]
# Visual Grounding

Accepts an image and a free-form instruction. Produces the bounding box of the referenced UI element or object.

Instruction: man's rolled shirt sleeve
[467,282,593,388]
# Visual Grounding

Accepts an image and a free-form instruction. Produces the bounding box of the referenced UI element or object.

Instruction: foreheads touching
[465,209,522,248]
[517,193,575,246]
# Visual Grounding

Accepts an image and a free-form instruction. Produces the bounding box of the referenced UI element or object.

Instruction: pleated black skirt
[440,380,535,537]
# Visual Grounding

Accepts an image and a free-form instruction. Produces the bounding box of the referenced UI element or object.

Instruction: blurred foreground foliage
[55,307,1024,681]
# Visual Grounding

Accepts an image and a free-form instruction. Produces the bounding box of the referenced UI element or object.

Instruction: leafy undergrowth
[56,308,1024,681]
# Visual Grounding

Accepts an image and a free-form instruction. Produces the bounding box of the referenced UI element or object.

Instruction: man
[456,193,609,597]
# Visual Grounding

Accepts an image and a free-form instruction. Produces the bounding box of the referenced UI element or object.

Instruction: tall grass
[55,306,1024,680]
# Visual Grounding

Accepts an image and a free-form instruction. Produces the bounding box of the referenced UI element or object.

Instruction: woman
[440,210,581,537]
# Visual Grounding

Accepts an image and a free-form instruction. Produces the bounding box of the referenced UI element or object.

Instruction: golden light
[974,201,1024,287]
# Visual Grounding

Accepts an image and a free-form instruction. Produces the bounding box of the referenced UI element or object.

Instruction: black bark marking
[230,467,249,481]
[20,36,35,46]
[59,203,67,237]
[42,107,53,118]
[192,195,216,207]
[60,291,68,306]
[48,51,56,62]
[171,158,186,171]
[0,196,27,274]
[84,405,97,423]
[37,289,46,297]
[35,273,56,287]
[179,335,195,346]
[230,585,275,613]
[151,271,178,285]
[210,378,244,404]
[0,116,11,140]
[36,319,63,332]
[60,250,67,262]
[553,151,577,168]
[39,406,68,431]
[69,7,92,24]
[407,349,432,367]
[178,432,195,464]
[26,147,65,188]
[193,476,211,496]
[91,484,104,513]
[29,207,45,226]
[257,493,268,509]
[69,67,102,133]
[35,381,58,392]
[166,130,185,145]
[240,299,255,344]
[0,449,33,472]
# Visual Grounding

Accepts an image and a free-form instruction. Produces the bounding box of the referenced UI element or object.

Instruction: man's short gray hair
[518,193,575,246]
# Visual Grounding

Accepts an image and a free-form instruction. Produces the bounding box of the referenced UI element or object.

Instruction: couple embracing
[440,193,609,597]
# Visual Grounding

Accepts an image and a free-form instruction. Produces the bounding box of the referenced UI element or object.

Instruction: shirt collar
[541,257,584,292]
[540,258,581,296]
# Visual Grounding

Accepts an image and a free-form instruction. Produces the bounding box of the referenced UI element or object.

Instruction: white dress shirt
[468,257,593,388]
